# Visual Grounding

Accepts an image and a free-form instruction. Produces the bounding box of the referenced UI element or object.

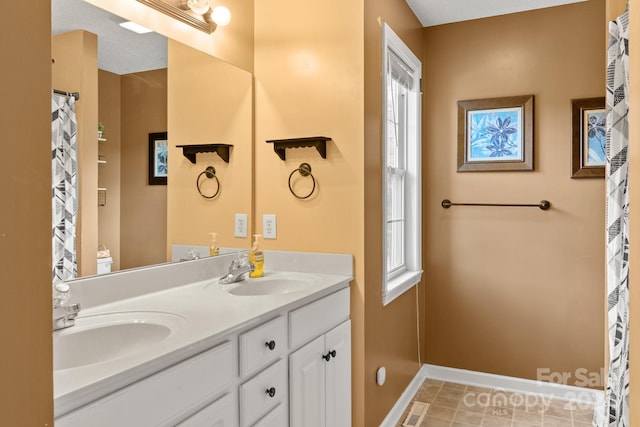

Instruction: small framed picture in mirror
[149,132,168,185]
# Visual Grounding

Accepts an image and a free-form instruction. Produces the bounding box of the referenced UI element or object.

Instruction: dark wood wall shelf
[176,144,233,163]
[266,136,331,161]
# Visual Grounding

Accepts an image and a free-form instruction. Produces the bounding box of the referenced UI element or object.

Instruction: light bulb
[187,0,210,15]
[211,6,231,26]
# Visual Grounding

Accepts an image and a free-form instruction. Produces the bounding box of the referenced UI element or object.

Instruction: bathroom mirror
[52,0,253,278]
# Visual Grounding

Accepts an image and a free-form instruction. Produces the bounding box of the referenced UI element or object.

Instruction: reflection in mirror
[52,0,252,278]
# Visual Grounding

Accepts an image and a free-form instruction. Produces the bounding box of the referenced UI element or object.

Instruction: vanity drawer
[239,315,287,378]
[239,359,287,427]
[177,392,236,427]
[289,287,350,349]
[56,341,233,427]
[253,403,287,427]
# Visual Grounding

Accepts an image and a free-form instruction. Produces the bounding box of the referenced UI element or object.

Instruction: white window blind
[382,23,423,306]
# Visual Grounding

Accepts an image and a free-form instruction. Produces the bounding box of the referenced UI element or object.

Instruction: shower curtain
[51,94,78,282]
[599,8,630,427]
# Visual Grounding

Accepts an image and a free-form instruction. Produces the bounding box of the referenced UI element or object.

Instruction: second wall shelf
[266,136,331,161]
[176,144,233,163]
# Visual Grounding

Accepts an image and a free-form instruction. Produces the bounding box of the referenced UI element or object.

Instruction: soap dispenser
[249,234,264,278]
[209,232,219,257]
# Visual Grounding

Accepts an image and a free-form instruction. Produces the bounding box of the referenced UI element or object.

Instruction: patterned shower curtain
[51,94,78,281]
[598,8,630,427]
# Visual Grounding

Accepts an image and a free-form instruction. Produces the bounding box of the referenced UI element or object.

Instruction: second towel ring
[288,163,316,199]
[197,166,220,199]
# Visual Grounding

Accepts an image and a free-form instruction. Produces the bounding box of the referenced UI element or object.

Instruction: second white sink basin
[54,311,188,371]
[221,272,322,296]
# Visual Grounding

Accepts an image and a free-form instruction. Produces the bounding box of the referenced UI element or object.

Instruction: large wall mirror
[52,0,253,279]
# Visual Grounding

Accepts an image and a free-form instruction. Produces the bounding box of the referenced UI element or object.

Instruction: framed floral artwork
[457,95,534,172]
[149,132,168,185]
[571,97,605,178]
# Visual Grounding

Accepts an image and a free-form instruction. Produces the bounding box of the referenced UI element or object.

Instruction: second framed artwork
[571,97,605,178]
[149,132,168,185]
[457,94,534,172]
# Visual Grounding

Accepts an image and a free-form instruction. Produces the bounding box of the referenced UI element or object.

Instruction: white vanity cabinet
[56,341,234,427]
[55,283,351,427]
[289,288,351,427]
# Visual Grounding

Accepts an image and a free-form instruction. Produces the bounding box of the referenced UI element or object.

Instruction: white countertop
[54,267,351,417]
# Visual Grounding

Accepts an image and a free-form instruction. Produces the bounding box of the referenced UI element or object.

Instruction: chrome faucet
[179,247,201,262]
[219,252,254,284]
[53,303,81,331]
[52,280,81,331]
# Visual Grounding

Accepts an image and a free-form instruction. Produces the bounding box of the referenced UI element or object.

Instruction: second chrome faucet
[219,252,255,284]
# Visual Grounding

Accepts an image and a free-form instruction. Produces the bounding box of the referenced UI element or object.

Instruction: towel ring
[197,166,220,199]
[288,163,316,199]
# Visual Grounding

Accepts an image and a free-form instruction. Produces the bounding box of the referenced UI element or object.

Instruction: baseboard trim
[423,364,604,403]
[379,365,429,427]
[380,364,605,427]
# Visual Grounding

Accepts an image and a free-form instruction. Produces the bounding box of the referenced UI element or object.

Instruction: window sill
[382,269,423,306]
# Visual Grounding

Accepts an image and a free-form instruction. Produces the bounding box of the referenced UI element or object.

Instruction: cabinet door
[177,393,236,427]
[289,335,325,427]
[325,320,351,427]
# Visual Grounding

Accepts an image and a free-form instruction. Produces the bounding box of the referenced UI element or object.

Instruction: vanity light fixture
[184,0,231,27]
[210,5,231,26]
[186,0,210,15]
[135,0,231,34]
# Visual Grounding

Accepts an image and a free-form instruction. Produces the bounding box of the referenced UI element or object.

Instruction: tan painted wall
[84,0,254,72]
[254,0,424,424]
[52,30,99,277]
[253,0,365,424]
[423,1,606,385]
[606,0,627,21]
[120,69,168,269]
[363,1,425,425]
[167,40,252,252]
[98,70,122,271]
[0,1,53,424]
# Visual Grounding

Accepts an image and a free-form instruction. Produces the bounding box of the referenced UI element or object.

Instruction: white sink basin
[222,272,322,296]
[54,311,188,371]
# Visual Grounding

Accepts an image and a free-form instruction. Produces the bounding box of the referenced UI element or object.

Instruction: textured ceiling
[406,0,588,27]
[52,0,167,75]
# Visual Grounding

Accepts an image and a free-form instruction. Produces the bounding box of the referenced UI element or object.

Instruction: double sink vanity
[54,251,353,427]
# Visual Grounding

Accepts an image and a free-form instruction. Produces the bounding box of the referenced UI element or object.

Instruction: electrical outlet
[263,214,277,239]
[235,213,248,238]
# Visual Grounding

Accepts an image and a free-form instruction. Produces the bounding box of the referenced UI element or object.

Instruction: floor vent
[402,401,430,427]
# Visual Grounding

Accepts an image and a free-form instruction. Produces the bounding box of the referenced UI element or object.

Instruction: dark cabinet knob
[322,350,337,361]
[265,340,276,351]
[265,387,276,398]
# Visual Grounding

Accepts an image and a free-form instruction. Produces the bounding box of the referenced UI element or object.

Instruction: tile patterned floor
[396,380,594,427]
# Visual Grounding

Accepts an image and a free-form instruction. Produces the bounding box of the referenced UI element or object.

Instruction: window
[382,23,422,306]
